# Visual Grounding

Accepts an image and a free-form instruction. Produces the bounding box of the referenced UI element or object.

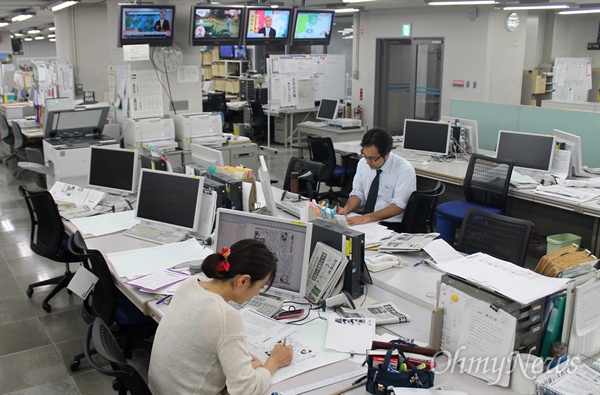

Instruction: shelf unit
[211,60,249,97]
[201,48,219,81]
[521,69,554,106]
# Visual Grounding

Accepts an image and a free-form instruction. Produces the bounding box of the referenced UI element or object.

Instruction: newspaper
[340,302,411,326]
[535,356,600,395]
[50,181,105,209]
[305,242,348,304]
[378,233,440,252]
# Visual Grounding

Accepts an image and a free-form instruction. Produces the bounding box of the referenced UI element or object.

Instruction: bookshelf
[211,59,249,97]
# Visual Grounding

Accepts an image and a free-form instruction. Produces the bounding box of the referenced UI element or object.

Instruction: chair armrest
[17,162,55,176]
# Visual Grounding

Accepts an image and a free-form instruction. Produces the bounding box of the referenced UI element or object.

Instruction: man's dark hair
[361,127,393,156]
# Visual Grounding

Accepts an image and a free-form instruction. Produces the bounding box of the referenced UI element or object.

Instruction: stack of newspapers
[378,233,440,253]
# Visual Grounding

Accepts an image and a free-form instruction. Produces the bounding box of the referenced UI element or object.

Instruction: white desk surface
[265,106,318,115]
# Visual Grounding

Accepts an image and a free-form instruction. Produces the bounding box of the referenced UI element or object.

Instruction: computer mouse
[422,161,430,166]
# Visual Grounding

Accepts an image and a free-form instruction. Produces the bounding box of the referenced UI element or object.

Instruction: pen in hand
[283,337,287,347]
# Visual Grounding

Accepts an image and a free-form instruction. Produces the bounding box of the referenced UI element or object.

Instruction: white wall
[551,14,600,65]
[524,11,546,70]
[350,7,528,127]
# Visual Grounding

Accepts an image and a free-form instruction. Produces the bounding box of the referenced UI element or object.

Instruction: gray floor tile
[0,277,23,301]
[0,345,70,394]
[0,241,35,260]
[0,217,29,233]
[0,200,22,211]
[0,296,36,325]
[71,370,117,395]
[6,254,69,277]
[39,309,88,344]
[0,231,30,248]
[21,281,82,317]
[0,260,11,277]
[3,377,80,395]
[0,317,52,356]
[0,207,29,222]
[54,337,110,376]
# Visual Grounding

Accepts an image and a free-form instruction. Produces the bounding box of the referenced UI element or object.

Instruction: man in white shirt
[337,128,416,231]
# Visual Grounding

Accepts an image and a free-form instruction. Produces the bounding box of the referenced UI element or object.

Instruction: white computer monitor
[316,99,339,121]
[190,143,225,168]
[88,146,139,195]
[496,131,555,172]
[401,119,452,157]
[553,129,583,177]
[440,116,479,154]
[257,155,281,217]
[135,169,204,233]
[214,208,313,300]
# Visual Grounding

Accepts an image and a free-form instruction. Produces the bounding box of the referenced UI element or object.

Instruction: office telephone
[365,254,404,272]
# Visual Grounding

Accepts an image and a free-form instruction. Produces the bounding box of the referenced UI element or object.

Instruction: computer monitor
[219,45,246,60]
[316,99,339,121]
[88,147,139,195]
[135,169,204,233]
[496,131,556,172]
[257,155,280,217]
[214,208,313,300]
[440,116,479,154]
[190,5,244,46]
[190,143,225,168]
[553,129,583,177]
[401,119,452,157]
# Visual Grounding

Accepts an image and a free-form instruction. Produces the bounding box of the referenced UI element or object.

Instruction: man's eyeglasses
[360,150,382,162]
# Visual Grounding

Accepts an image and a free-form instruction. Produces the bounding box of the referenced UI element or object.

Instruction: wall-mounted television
[119,4,175,47]
[219,45,247,60]
[244,7,292,45]
[190,5,244,46]
[291,9,335,45]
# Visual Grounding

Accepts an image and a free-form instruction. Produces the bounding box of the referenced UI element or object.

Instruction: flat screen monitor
[316,99,339,121]
[440,116,479,154]
[190,5,244,46]
[214,208,313,300]
[219,45,246,60]
[553,129,583,177]
[402,119,452,156]
[245,7,292,44]
[135,169,204,232]
[190,143,225,168]
[257,155,280,217]
[496,130,555,172]
[119,5,175,47]
[88,147,139,195]
[291,9,335,45]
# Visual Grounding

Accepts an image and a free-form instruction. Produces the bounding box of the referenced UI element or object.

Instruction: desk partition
[450,99,600,168]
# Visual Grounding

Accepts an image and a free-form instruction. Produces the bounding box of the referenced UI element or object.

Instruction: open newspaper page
[305,242,348,304]
[340,302,411,325]
[378,233,440,252]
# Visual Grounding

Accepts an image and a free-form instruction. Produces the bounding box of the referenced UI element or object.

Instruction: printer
[122,117,178,152]
[173,112,225,150]
[328,118,362,129]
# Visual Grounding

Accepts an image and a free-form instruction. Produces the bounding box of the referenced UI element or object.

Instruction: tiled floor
[0,145,296,394]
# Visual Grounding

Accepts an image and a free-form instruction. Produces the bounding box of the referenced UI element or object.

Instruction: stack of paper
[124,269,188,292]
[378,233,440,252]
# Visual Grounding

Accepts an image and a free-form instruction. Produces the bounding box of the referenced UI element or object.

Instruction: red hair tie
[218,247,231,272]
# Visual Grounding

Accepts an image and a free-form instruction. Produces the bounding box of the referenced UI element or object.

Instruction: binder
[540,294,566,358]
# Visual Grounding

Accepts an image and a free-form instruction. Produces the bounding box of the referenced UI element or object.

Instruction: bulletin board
[552,58,592,102]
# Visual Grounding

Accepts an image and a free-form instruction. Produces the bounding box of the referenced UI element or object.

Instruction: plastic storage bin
[546,233,581,254]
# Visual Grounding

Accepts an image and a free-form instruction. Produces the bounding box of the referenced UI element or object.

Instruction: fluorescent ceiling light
[48,34,56,38]
[428,1,497,5]
[558,7,600,14]
[48,26,56,31]
[0,22,9,28]
[50,38,56,42]
[28,29,41,34]
[343,0,378,3]
[335,8,362,13]
[11,14,34,22]
[24,37,33,41]
[34,36,45,40]
[14,33,24,37]
[52,1,79,12]
[503,4,570,10]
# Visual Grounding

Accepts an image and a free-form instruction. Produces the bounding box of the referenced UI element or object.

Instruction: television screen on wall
[291,9,335,45]
[119,4,175,47]
[190,5,244,46]
[244,7,292,45]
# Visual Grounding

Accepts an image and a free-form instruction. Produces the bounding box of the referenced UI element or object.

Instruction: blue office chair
[435,154,514,244]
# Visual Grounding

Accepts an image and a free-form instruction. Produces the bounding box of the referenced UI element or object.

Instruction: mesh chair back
[400,181,445,233]
[307,136,337,184]
[84,317,152,395]
[11,121,26,151]
[207,92,227,114]
[0,114,12,141]
[456,208,533,266]
[464,154,513,213]
[282,157,323,200]
[249,100,265,128]
[18,185,66,259]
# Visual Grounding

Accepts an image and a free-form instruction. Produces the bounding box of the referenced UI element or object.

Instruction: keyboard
[275,200,305,218]
[302,121,328,128]
[230,294,284,317]
[123,223,187,244]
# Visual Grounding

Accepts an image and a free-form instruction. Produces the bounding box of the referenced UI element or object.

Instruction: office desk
[297,123,366,143]
[20,127,43,139]
[265,107,318,147]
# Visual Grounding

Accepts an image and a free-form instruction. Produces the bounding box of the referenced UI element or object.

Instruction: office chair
[17,147,49,189]
[84,317,152,395]
[68,232,156,371]
[399,181,445,233]
[249,100,267,143]
[456,208,533,267]
[435,154,514,243]
[0,113,16,165]
[18,185,82,312]
[12,121,43,179]
[282,157,324,200]
[207,92,232,131]
[307,136,356,204]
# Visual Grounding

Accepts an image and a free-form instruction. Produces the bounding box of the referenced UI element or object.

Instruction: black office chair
[399,181,446,233]
[0,113,16,165]
[12,121,43,179]
[307,136,356,204]
[18,185,82,312]
[84,317,153,395]
[68,232,156,371]
[456,208,533,267]
[435,154,514,243]
[207,92,232,131]
[249,100,267,143]
[282,157,324,200]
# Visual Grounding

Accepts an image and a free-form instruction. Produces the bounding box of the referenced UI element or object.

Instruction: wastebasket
[546,233,581,254]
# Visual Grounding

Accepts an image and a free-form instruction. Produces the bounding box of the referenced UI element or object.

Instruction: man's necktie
[363,169,382,214]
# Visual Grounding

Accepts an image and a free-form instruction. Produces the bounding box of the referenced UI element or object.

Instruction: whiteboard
[552,57,592,103]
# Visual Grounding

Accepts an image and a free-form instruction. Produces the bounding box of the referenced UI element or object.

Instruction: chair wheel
[67,289,73,295]
[27,288,33,298]
[112,379,119,391]
[70,360,80,371]
[42,303,51,313]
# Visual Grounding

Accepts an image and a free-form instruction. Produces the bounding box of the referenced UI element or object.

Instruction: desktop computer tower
[141,154,167,171]
[255,88,268,105]
[210,172,243,211]
[202,178,227,210]
[310,220,370,299]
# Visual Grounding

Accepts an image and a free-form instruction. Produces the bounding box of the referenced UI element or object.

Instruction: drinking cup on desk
[511,353,544,394]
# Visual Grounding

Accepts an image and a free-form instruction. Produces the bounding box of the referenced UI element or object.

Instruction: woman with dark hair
[148,239,293,394]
